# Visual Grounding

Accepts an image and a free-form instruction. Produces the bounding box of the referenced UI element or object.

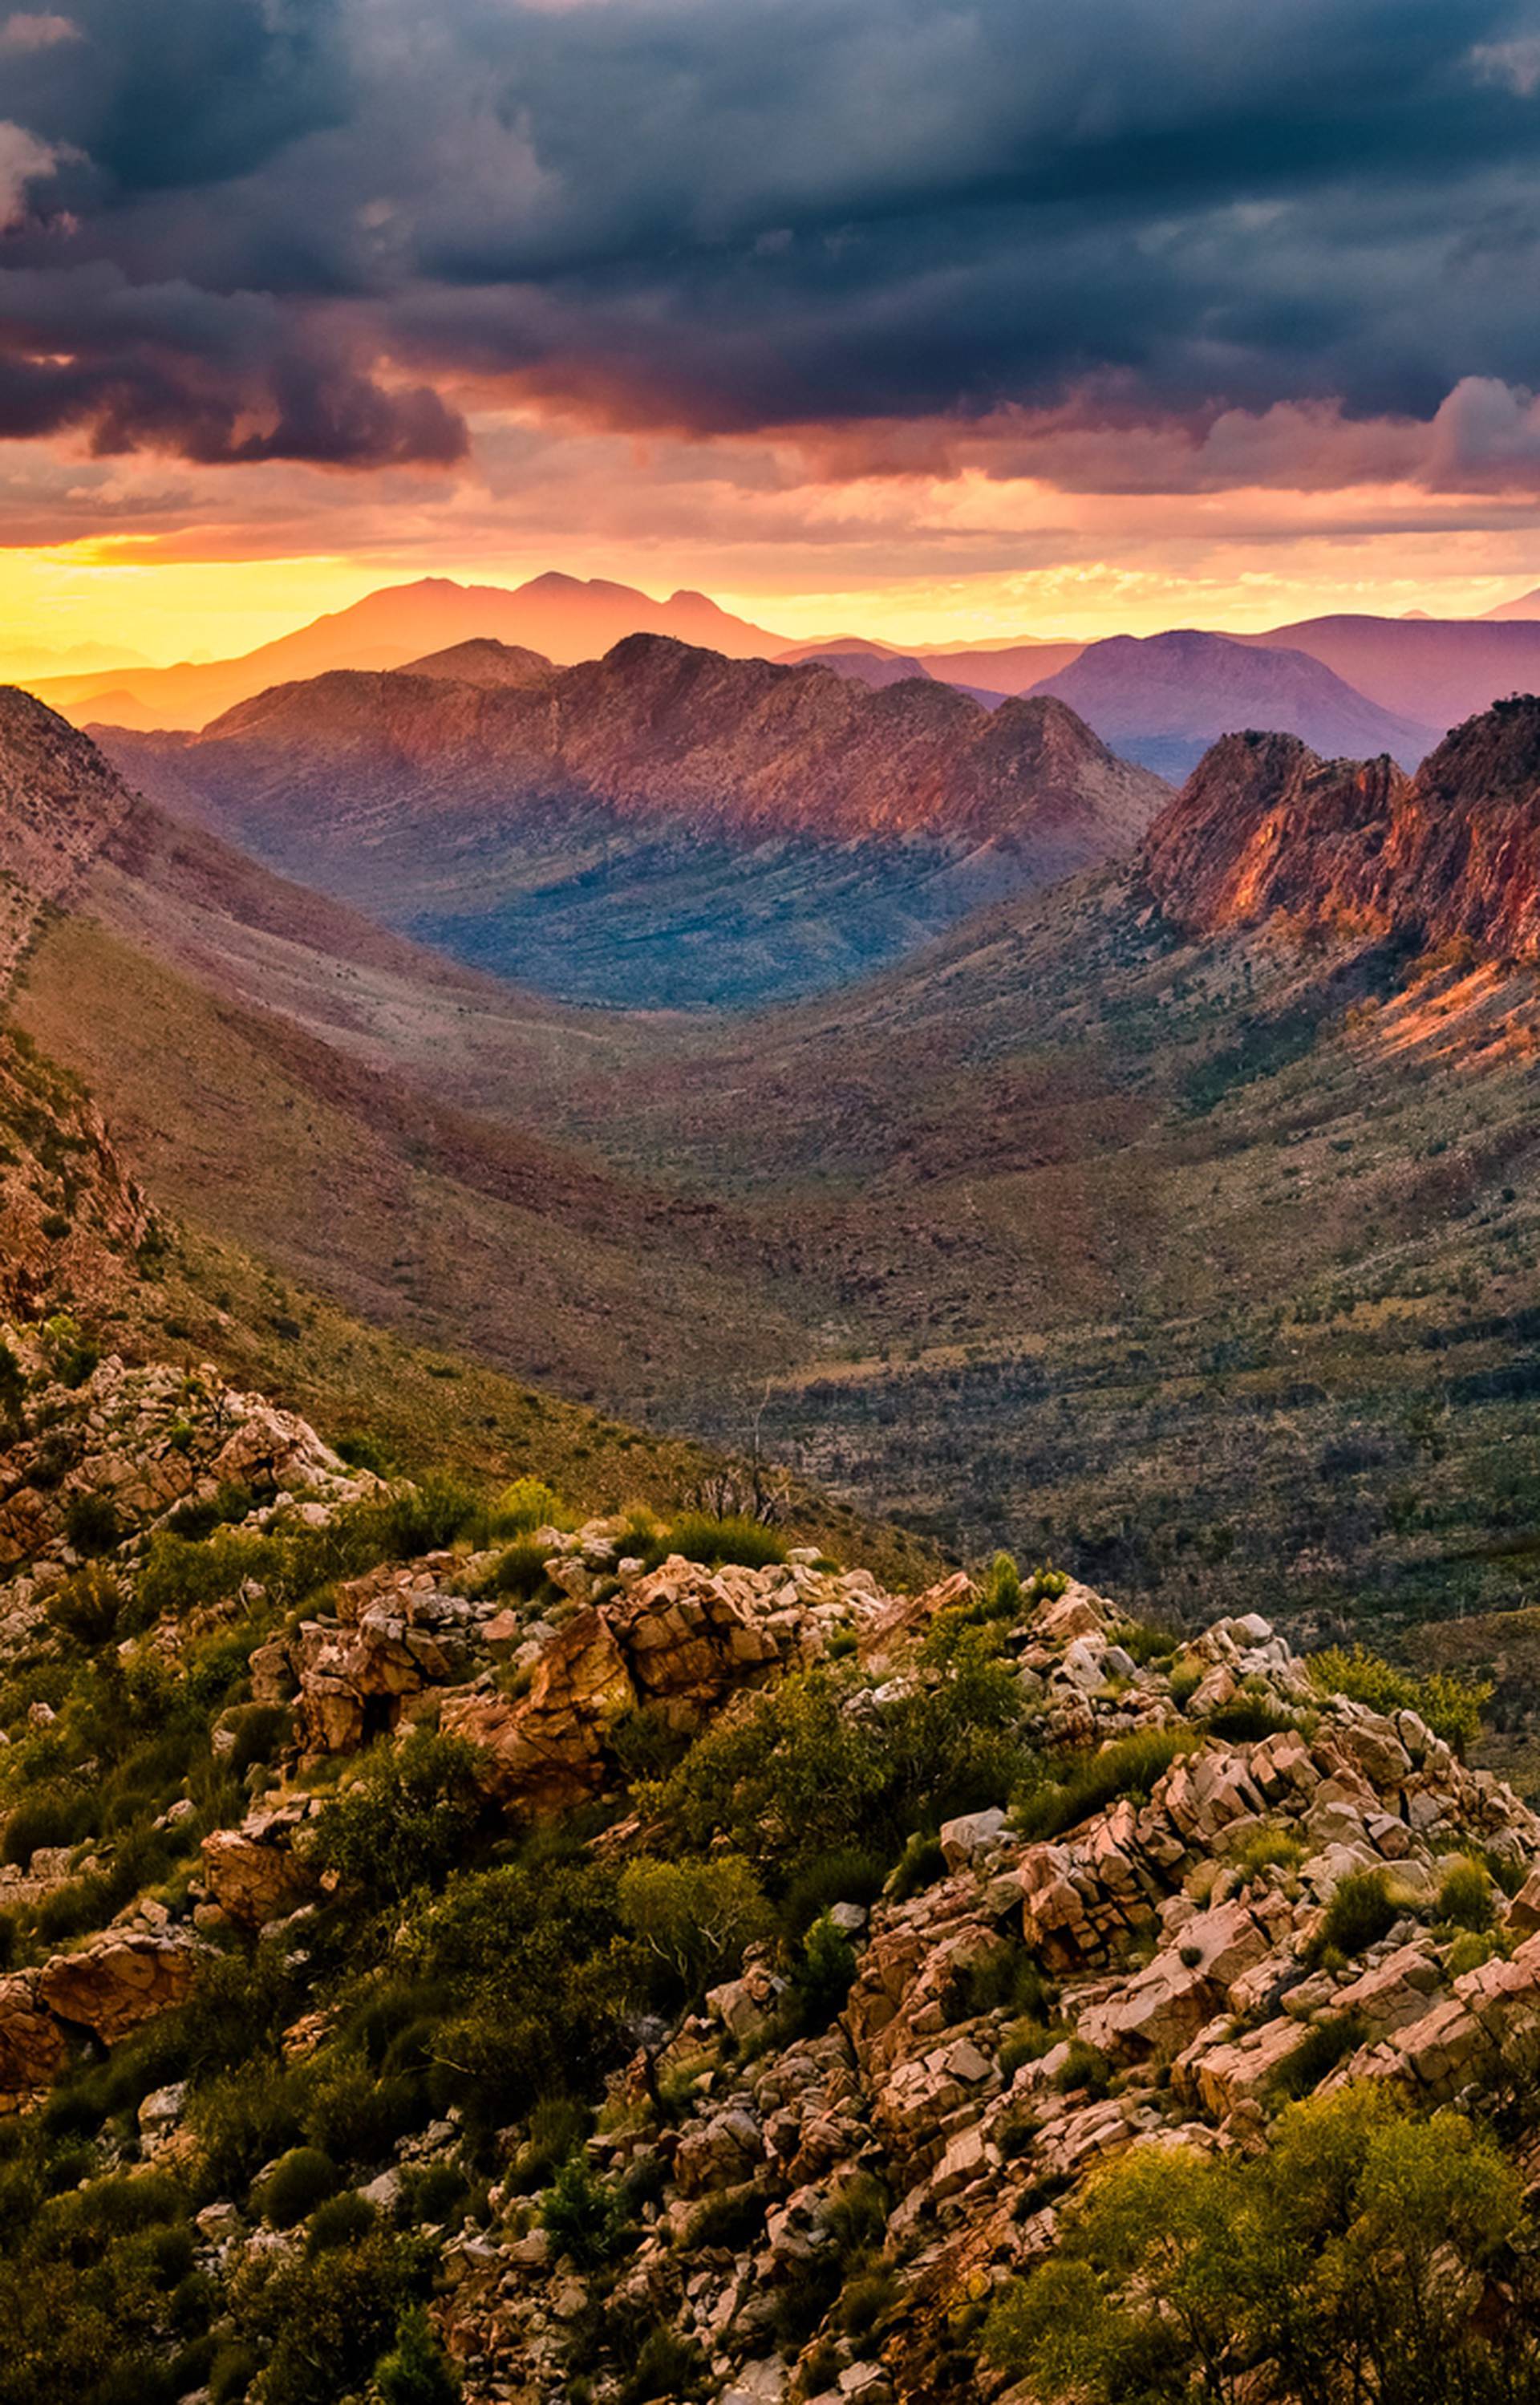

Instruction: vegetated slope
[23,570,791,731]
[1238,610,1540,730]
[1028,628,1436,777]
[0,1308,1534,2405]
[1146,698,1540,959]
[94,635,1168,1010]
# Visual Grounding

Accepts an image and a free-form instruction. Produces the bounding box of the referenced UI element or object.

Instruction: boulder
[38,1933,199,2045]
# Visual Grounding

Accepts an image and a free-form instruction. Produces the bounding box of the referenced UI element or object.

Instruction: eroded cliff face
[1144,696,1540,963]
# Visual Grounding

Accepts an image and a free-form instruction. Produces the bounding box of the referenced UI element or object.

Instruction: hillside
[0,1308,1534,2403]
[1028,629,1436,776]
[93,637,1167,1010]
[24,574,791,732]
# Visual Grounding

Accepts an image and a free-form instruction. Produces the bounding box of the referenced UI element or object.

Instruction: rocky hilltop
[0,1285,1535,2403]
[1145,693,1540,961]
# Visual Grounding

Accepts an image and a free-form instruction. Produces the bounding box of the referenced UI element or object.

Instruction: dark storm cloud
[4,0,1540,468]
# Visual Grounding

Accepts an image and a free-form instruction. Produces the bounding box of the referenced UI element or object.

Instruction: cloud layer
[0,0,1539,485]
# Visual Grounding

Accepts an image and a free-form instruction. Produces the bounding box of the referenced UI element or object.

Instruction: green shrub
[2,1786,92,1868]
[306,2191,376,2256]
[375,2306,462,2405]
[488,1478,565,1538]
[1014,1728,1197,1843]
[648,1513,788,1572]
[955,1945,1052,2023]
[63,1493,121,1558]
[791,1910,857,2030]
[258,2147,339,2230]
[1308,1871,1399,1968]
[231,2225,418,2405]
[307,1730,486,1905]
[780,1844,886,1941]
[888,1831,945,1902]
[1055,2038,1111,2097]
[999,2017,1066,2080]
[821,2172,890,2259]
[1269,2012,1368,2101]
[1230,1824,1304,1884]
[472,1539,552,1602]
[1207,1700,1296,1743]
[1025,1563,1069,1604]
[1169,1659,1202,1707]
[617,1854,772,1996]
[983,1552,1023,1618]
[47,1563,124,1648]
[227,1704,292,1780]
[1437,1858,1495,1933]
[1306,1646,1489,1758]
[540,2156,626,2270]
[618,2326,706,2405]
[1114,1620,1179,1666]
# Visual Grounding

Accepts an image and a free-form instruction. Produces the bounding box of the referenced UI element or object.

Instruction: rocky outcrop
[201,1807,322,1931]
[0,1928,201,2107]
[0,687,136,1000]
[1145,695,1540,963]
[427,1579,1540,2405]
[0,1035,152,1324]
[0,1336,379,1645]
[440,1551,965,1812]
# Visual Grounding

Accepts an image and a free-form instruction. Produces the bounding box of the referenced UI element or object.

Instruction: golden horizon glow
[2,538,1538,680]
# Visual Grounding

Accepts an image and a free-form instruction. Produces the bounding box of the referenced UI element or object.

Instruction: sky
[4,0,1540,664]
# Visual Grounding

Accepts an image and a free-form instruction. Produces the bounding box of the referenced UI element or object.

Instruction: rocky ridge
[1145,694,1540,962]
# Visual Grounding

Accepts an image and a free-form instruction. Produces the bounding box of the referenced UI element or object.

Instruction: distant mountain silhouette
[1481,586,1540,620]
[1029,627,1437,776]
[25,574,790,732]
[1237,612,1540,730]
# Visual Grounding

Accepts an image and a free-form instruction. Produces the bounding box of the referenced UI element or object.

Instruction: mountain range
[94,635,1166,1008]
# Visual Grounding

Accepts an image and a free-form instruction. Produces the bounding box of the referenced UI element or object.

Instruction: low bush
[1307,1870,1398,1968]
[1014,1728,1197,1843]
[618,2325,706,2405]
[376,2306,462,2405]
[540,2156,626,2270]
[488,1478,565,1538]
[307,1730,487,1907]
[1230,1824,1304,1884]
[63,1494,121,1558]
[1437,1858,1496,1933]
[1269,2012,1368,2102]
[1306,1645,1489,1758]
[258,2147,339,2230]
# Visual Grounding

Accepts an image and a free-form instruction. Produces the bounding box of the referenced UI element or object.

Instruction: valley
[6,671,1540,1752]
